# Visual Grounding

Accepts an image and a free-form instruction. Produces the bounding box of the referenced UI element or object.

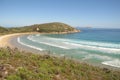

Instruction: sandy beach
[0,32,39,48]
[0,32,51,55]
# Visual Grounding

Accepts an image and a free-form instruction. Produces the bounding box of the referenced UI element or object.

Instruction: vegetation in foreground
[0,47,120,80]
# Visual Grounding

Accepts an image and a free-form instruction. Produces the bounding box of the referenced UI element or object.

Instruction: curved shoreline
[0,31,80,53]
[0,30,80,48]
[0,32,120,70]
[0,32,47,54]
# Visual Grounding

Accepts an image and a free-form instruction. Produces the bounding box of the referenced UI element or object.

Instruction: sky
[0,0,120,28]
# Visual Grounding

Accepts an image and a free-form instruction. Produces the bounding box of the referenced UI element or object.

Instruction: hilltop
[8,22,80,33]
[31,22,80,33]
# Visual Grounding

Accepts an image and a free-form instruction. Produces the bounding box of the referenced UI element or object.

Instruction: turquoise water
[18,28,120,68]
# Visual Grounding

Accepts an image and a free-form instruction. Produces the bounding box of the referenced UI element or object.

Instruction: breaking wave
[102,59,120,68]
[17,37,43,51]
[17,34,120,68]
[27,35,120,54]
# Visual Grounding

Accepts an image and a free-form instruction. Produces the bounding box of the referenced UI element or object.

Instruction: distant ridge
[9,22,80,33]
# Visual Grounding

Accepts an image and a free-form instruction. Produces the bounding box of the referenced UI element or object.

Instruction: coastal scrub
[0,47,120,80]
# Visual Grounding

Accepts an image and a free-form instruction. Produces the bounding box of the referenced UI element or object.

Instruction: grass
[0,47,120,80]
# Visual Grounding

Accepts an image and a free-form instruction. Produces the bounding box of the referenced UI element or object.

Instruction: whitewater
[17,28,120,68]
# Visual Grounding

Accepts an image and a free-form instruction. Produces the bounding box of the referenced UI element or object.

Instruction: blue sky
[0,0,120,28]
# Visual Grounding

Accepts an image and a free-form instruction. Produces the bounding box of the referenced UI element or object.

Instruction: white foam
[63,42,120,54]
[82,54,112,60]
[17,37,43,51]
[102,59,120,68]
[27,36,70,49]
[67,40,120,49]
[36,34,40,36]
[27,35,120,54]
[29,35,66,42]
[31,34,120,49]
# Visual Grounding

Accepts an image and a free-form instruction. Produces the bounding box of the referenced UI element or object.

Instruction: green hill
[9,22,80,33]
[0,26,8,33]
[31,22,80,33]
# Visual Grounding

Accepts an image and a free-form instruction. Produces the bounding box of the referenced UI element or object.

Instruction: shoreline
[0,32,39,48]
[0,31,80,53]
[0,30,80,48]
[0,32,120,71]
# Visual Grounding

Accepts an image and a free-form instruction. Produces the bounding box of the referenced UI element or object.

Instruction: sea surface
[18,28,120,68]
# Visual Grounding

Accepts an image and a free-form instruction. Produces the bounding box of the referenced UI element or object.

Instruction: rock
[0,65,8,79]
[103,68,110,73]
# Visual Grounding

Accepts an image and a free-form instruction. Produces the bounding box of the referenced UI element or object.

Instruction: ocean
[18,28,120,68]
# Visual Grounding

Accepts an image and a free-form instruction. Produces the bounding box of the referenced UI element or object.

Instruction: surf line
[102,59,120,68]
[17,37,43,51]
[63,41,120,54]
[27,36,70,49]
